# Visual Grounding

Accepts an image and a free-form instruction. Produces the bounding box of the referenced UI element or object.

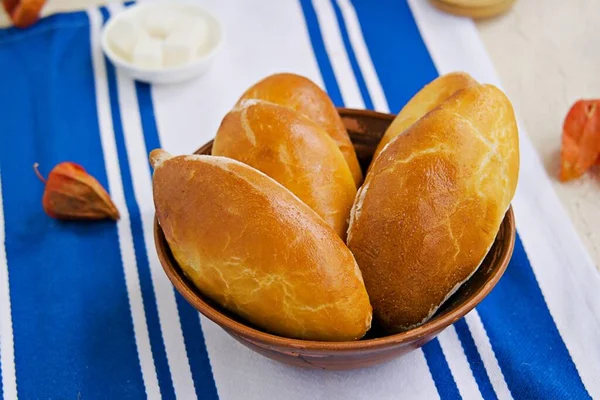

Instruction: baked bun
[212,99,356,239]
[373,72,478,161]
[238,73,363,186]
[347,84,519,332]
[151,150,372,341]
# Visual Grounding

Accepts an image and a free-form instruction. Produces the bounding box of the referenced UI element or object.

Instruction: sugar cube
[132,35,164,69]
[177,15,209,44]
[109,18,141,59]
[143,9,176,38]
[163,30,197,67]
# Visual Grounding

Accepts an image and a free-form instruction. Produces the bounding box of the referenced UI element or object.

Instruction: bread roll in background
[238,73,363,186]
[348,84,519,333]
[151,150,372,341]
[212,99,356,239]
[373,72,478,161]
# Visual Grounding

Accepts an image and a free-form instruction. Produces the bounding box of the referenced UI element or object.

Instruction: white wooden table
[2,0,599,269]
[477,0,600,270]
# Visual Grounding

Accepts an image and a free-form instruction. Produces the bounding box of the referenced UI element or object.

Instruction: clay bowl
[154,107,516,370]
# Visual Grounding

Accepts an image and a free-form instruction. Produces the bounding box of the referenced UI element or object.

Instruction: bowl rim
[100,1,224,74]
[153,107,516,351]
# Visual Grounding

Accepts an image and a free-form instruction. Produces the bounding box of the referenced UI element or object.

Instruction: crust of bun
[212,99,356,239]
[238,73,363,186]
[347,84,519,332]
[152,151,372,341]
[373,72,478,161]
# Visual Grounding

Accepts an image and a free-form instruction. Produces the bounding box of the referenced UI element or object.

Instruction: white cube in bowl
[108,18,140,60]
[143,9,176,38]
[132,35,163,69]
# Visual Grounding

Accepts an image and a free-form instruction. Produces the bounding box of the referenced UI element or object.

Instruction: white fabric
[108,0,600,398]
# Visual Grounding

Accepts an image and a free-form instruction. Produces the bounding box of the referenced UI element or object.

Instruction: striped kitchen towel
[0,0,599,399]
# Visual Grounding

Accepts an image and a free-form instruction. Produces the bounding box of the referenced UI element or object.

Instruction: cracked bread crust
[151,151,372,341]
[212,99,356,240]
[347,84,519,333]
[373,72,478,161]
[237,73,363,186]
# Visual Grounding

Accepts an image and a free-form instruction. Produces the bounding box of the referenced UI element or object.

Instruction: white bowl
[101,2,224,85]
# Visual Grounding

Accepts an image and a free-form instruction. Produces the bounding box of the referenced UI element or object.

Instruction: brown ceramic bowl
[154,108,516,370]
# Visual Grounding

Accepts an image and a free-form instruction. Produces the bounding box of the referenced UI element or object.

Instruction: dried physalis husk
[34,162,120,220]
[3,0,47,28]
[559,99,600,182]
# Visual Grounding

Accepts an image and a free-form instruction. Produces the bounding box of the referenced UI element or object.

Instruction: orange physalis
[559,99,600,182]
[34,162,120,221]
[2,0,47,28]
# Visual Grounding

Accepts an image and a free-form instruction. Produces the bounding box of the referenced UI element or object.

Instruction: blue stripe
[477,234,591,399]
[99,7,176,399]
[453,319,498,400]
[135,83,163,172]
[0,11,145,399]
[330,0,373,110]
[298,0,344,107]
[350,0,437,113]
[174,299,219,399]
[136,82,219,399]
[422,339,462,399]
